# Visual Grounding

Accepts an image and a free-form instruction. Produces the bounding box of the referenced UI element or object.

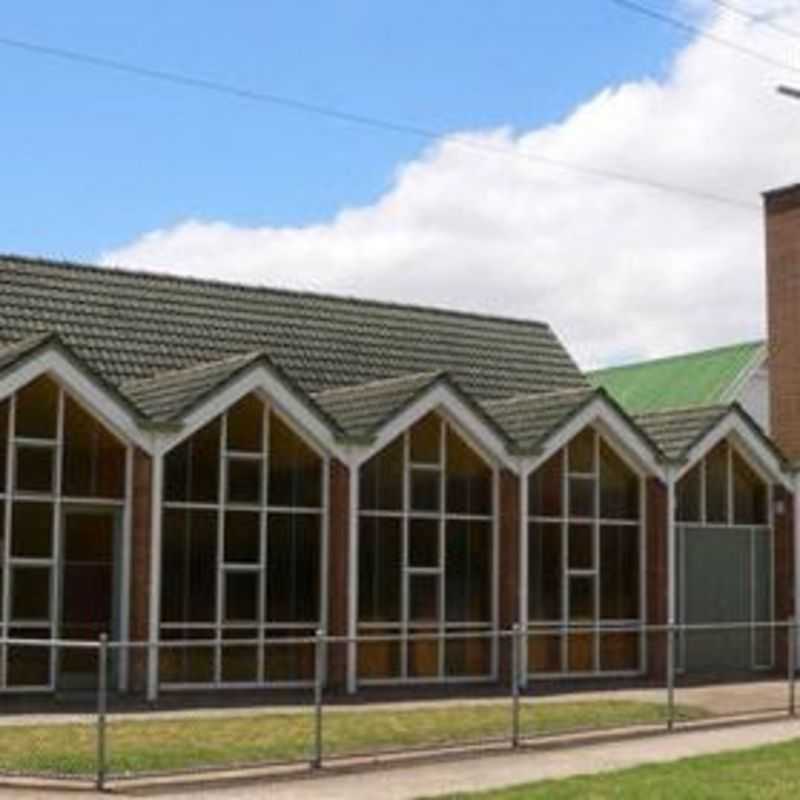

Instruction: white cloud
[101,0,800,369]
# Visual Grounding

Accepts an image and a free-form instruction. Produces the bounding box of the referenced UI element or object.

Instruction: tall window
[159,393,323,687]
[1,376,127,691]
[528,427,642,676]
[357,412,495,683]
[675,440,772,670]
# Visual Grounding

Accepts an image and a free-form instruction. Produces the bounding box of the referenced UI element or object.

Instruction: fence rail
[0,619,797,791]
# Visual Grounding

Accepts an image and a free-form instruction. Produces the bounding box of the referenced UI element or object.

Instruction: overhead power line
[707,0,800,41]
[610,0,800,76]
[0,32,757,211]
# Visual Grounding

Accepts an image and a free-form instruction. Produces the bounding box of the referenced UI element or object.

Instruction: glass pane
[569,575,594,622]
[600,632,639,671]
[12,566,51,621]
[600,525,640,620]
[266,513,321,623]
[528,629,562,673]
[224,510,261,563]
[227,457,262,504]
[599,442,638,519]
[225,572,259,622]
[360,436,403,511]
[0,399,8,493]
[445,427,492,515]
[226,393,263,452]
[705,441,728,523]
[222,631,258,682]
[8,628,51,687]
[568,523,593,570]
[161,509,218,623]
[11,501,53,558]
[164,419,221,503]
[16,446,54,493]
[160,629,214,684]
[410,413,440,464]
[445,632,491,677]
[358,516,401,622]
[445,520,491,622]
[568,428,595,473]
[733,451,767,525]
[677,463,702,522]
[358,628,401,679]
[529,452,562,517]
[409,574,439,623]
[529,522,562,621]
[411,468,440,512]
[408,630,439,678]
[268,412,322,508]
[569,477,595,518]
[61,397,125,499]
[15,376,58,439]
[264,629,314,682]
[409,517,439,568]
[567,632,594,672]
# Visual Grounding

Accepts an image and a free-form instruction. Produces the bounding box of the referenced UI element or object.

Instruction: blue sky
[0,1,685,261]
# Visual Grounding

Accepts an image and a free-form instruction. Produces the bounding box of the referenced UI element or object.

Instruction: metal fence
[0,620,797,791]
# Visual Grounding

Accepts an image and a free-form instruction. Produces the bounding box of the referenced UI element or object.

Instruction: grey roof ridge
[311,369,445,400]
[0,331,150,423]
[0,251,554,332]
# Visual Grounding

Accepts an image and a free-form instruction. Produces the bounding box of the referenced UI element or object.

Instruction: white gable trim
[0,347,153,452]
[349,383,513,469]
[520,396,664,479]
[154,363,340,458]
[674,410,791,489]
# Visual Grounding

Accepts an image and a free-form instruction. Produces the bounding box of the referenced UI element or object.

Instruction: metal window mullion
[119,445,134,692]
[401,431,410,680]
[0,395,15,690]
[700,455,707,524]
[257,403,269,684]
[438,419,446,679]
[593,431,600,672]
[49,388,65,690]
[750,526,756,669]
[727,443,734,525]
[638,474,647,674]
[320,454,330,687]
[561,447,568,673]
[491,464,500,681]
[769,484,776,668]
[215,413,227,686]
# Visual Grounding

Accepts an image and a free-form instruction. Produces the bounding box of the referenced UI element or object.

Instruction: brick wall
[129,447,152,691]
[766,185,800,461]
[646,477,668,681]
[497,469,520,683]
[327,458,350,690]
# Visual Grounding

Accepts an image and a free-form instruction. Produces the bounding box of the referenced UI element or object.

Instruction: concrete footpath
[2,717,800,799]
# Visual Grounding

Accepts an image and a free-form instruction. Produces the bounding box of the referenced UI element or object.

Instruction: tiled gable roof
[482,387,597,452]
[635,405,731,460]
[0,254,587,400]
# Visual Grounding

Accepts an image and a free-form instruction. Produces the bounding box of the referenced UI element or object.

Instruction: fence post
[789,618,796,718]
[311,628,324,769]
[666,622,675,732]
[511,624,521,749]
[96,633,108,791]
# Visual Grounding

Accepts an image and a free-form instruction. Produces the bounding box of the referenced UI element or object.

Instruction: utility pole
[778,85,800,100]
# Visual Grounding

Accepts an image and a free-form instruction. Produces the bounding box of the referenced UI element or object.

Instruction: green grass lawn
[0,699,703,776]
[435,737,800,799]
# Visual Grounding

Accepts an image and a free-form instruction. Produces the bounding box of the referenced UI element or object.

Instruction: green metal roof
[0,254,587,401]
[589,341,766,415]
